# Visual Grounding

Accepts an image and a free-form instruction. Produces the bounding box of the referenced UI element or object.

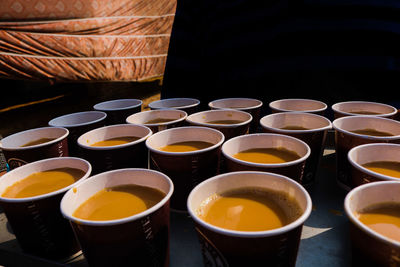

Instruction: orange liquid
[21,138,56,147]
[145,118,176,124]
[280,125,310,130]
[2,168,85,198]
[90,136,140,147]
[206,120,244,125]
[73,184,165,221]
[350,128,393,137]
[362,161,400,179]
[159,141,214,152]
[233,147,300,164]
[348,110,383,115]
[357,202,400,242]
[197,187,302,231]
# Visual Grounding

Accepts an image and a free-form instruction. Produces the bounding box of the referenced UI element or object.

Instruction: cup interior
[126,109,187,126]
[333,116,400,138]
[260,112,331,132]
[186,110,252,127]
[93,99,142,111]
[208,98,263,110]
[332,101,397,117]
[49,111,107,128]
[149,98,200,110]
[269,99,327,112]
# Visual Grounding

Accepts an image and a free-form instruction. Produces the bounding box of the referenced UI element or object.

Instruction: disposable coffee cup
[148,98,200,114]
[208,97,263,133]
[186,109,252,140]
[332,115,400,190]
[187,171,312,267]
[77,124,152,174]
[348,143,400,187]
[0,157,91,260]
[60,168,174,267]
[0,127,69,170]
[93,98,142,125]
[222,133,310,184]
[269,98,327,115]
[49,111,107,157]
[332,101,398,119]
[146,126,224,211]
[344,181,400,266]
[126,109,187,134]
[260,112,332,186]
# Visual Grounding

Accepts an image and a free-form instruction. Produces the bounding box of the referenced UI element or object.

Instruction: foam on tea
[90,136,140,147]
[21,138,56,147]
[145,118,176,124]
[356,202,400,242]
[206,120,244,125]
[350,128,394,137]
[280,125,310,130]
[197,187,302,231]
[159,141,214,152]
[73,184,166,221]
[233,147,300,164]
[362,161,400,179]
[2,168,85,198]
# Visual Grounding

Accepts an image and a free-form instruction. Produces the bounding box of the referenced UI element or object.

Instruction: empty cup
[148,98,200,114]
[93,99,142,125]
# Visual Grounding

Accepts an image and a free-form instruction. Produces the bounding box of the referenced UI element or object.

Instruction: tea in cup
[332,101,398,119]
[269,98,327,115]
[126,109,187,133]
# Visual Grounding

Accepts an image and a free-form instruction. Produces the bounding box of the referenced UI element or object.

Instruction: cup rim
[77,124,152,150]
[146,126,225,156]
[344,181,400,247]
[148,97,200,110]
[221,133,311,168]
[269,98,327,113]
[208,97,263,111]
[0,126,69,151]
[93,98,143,111]
[187,170,312,238]
[348,143,400,182]
[60,168,174,226]
[48,111,107,128]
[0,157,92,203]
[260,111,332,134]
[126,109,188,127]
[332,115,400,140]
[186,109,253,128]
[331,101,398,117]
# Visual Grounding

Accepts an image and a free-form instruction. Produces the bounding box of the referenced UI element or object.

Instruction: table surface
[0,146,353,267]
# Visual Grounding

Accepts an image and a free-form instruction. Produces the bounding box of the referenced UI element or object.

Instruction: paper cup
[148,98,200,114]
[222,133,310,184]
[344,181,400,266]
[187,171,312,266]
[60,168,174,267]
[0,127,69,170]
[333,116,400,190]
[0,157,91,260]
[146,126,225,211]
[208,97,263,133]
[126,109,187,134]
[269,98,327,115]
[332,101,398,119]
[77,124,152,174]
[93,98,142,125]
[49,111,107,157]
[260,112,332,186]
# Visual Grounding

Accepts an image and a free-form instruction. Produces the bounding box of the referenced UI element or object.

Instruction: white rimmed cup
[348,143,400,187]
[148,98,200,114]
[77,124,152,174]
[187,171,312,266]
[208,97,263,133]
[260,112,332,186]
[222,133,311,184]
[0,157,91,260]
[49,111,107,157]
[332,115,400,190]
[126,109,187,133]
[332,101,398,119]
[269,98,327,115]
[146,126,225,211]
[186,109,252,140]
[93,98,142,125]
[60,168,174,267]
[0,126,69,170]
[344,181,400,266]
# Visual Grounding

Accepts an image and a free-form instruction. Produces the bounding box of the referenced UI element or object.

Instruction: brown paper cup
[77,124,152,174]
[344,181,400,266]
[269,98,327,115]
[222,133,311,184]
[49,111,107,157]
[332,101,398,119]
[146,126,225,211]
[148,98,200,114]
[260,112,332,186]
[0,127,69,170]
[93,98,142,125]
[332,116,400,191]
[60,168,174,267]
[186,109,252,140]
[0,157,91,260]
[187,171,312,267]
[126,109,187,134]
